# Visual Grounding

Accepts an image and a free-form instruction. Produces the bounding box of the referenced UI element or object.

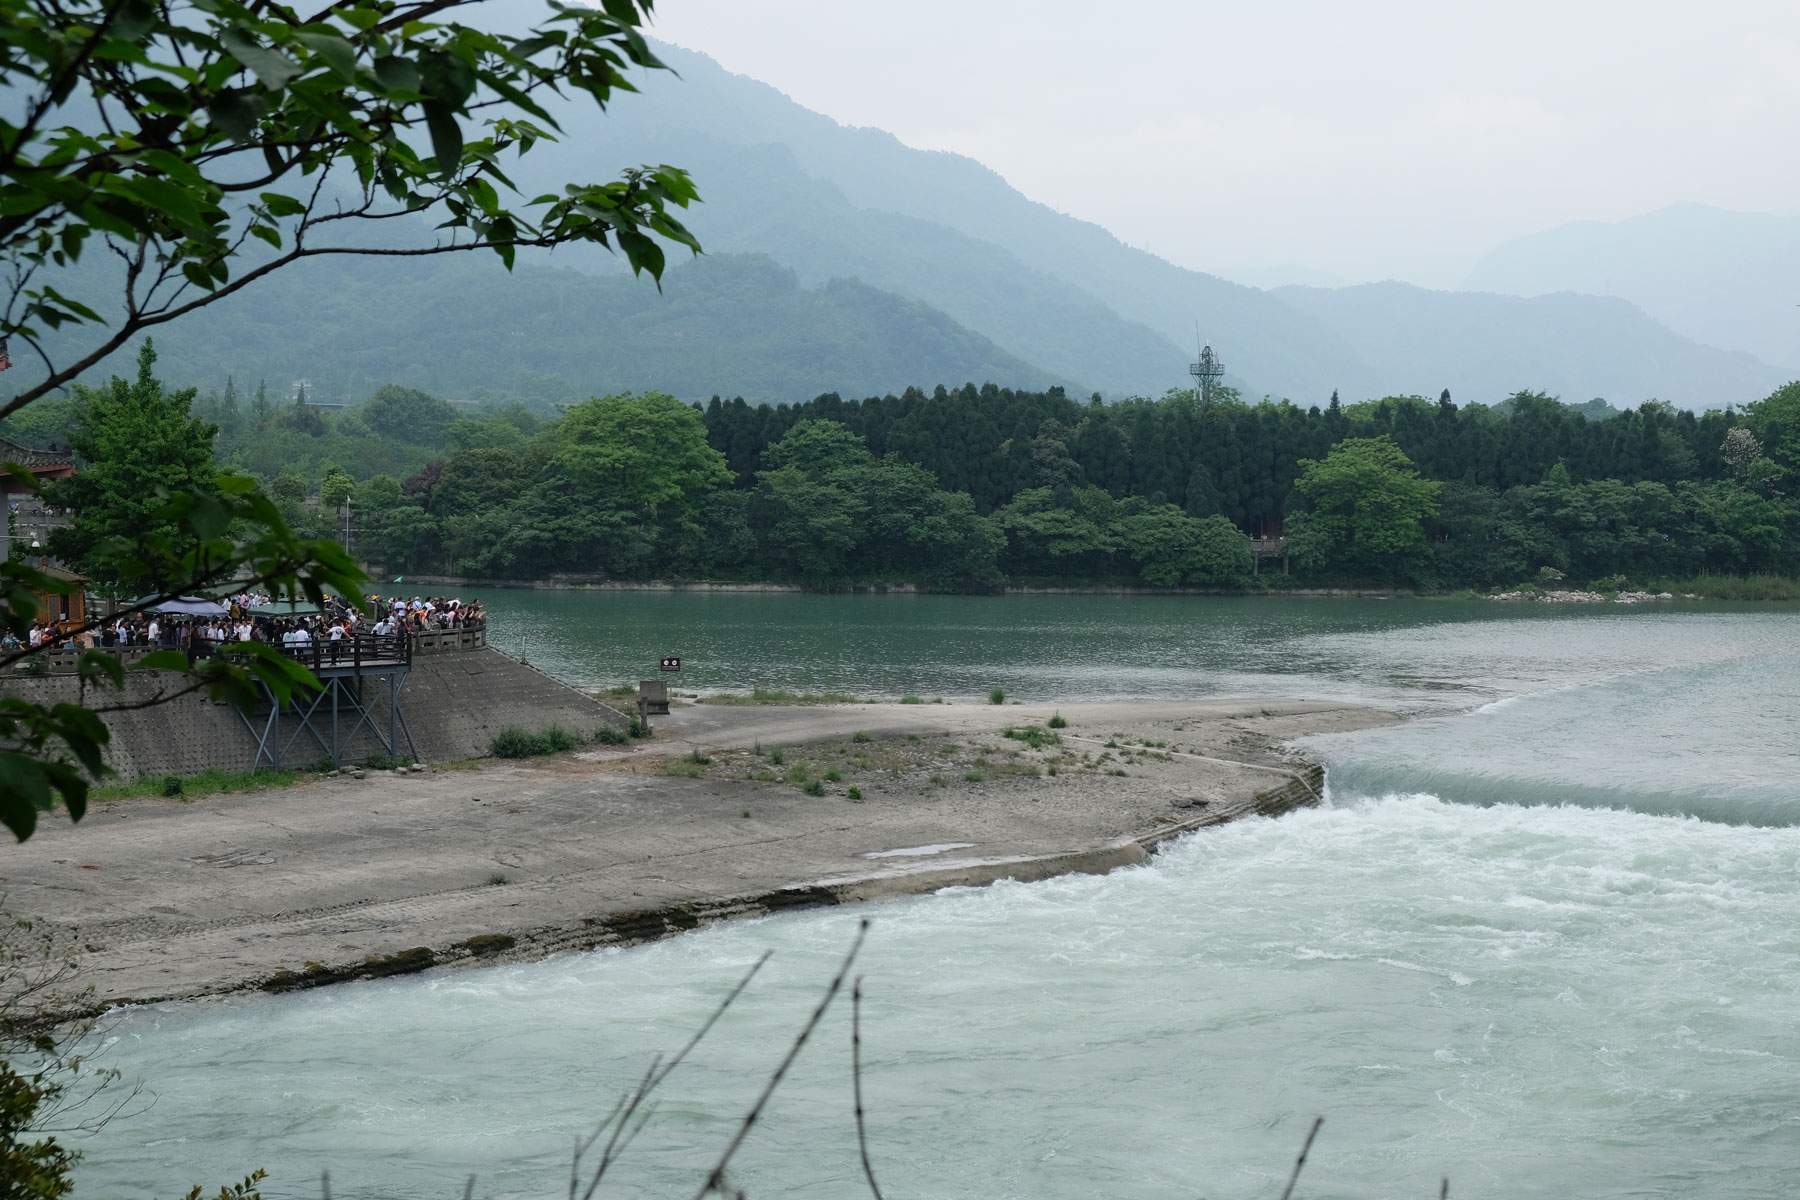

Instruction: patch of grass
[700,688,860,706]
[906,734,920,742]
[661,760,707,778]
[1107,768,1128,777]
[1047,765,1058,776]
[852,730,871,743]
[598,682,638,698]
[593,726,630,746]
[846,786,863,801]
[362,752,414,771]
[928,773,947,788]
[491,726,584,759]
[823,767,844,782]
[748,769,779,782]
[768,745,786,766]
[989,688,1006,705]
[801,779,826,797]
[1047,713,1068,729]
[783,763,811,786]
[93,766,305,803]
[899,695,924,704]
[685,749,713,766]
[627,717,650,739]
[964,769,985,782]
[1002,725,1062,750]
[487,872,509,886]
[742,809,752,818]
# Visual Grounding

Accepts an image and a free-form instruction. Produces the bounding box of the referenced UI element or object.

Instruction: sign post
[660,657,681,673]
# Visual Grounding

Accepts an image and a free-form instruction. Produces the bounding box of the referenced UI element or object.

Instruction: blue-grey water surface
[71,595,1800,1198]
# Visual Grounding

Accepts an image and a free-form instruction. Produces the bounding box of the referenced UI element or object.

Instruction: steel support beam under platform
[241,665,417,770]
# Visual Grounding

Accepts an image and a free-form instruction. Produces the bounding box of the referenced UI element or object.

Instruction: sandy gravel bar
[1,698,1394,1011]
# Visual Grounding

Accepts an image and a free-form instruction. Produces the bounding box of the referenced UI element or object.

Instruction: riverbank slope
[8,698,1395,1011]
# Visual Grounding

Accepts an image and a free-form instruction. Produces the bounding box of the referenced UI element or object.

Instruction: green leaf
[219,27,304,89]
[207,87,269,141]
[423,102,462,177]
[259,191,306,217]
[0,752,52,842]
[294,29,356,80]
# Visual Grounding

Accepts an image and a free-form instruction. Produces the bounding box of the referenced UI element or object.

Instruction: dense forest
[16,354,1800,593]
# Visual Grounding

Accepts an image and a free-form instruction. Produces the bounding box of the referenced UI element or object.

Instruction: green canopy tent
[246,600,326,620]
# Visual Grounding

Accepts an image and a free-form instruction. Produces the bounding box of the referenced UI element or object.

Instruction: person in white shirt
[146,618,160,645]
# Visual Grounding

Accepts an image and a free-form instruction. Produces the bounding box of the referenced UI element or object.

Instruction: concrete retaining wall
[0,648,627,780]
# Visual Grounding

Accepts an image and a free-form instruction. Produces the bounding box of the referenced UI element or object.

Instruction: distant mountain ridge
[532,32,1793,408]
[1465,203,1800,373]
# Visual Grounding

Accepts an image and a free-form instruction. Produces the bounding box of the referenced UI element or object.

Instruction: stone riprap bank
[0,646,626,780]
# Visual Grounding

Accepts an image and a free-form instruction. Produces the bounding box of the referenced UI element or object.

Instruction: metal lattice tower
[1189,342,1224,405]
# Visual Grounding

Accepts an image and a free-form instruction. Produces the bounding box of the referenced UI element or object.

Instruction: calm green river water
[73,594,1800,1199]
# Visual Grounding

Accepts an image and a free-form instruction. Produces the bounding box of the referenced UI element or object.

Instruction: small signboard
[660,657,681,673]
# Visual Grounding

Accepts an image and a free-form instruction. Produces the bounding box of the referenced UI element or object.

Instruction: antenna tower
[1189,339,1224,405]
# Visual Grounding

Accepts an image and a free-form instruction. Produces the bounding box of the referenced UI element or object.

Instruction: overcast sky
[647,0,1800,290]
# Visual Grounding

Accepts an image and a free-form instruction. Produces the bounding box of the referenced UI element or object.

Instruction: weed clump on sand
[1002,725,1061,750]
[1047,713,1068,729]
[802,779,826,797]
[852,730,871,743]
[594,726,630,746]
[846,786,864,801]
[989,688,1006,705]
[490,726,581,758]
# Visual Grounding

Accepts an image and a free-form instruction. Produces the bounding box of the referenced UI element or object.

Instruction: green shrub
[594,725,629,746]
[801,779,826,797]
[823,767,843,782]
[543,726,579,752]
[899,695,923,704]
[685,749,712,766]
[1047,713,1068,729]
[783,763,810,786]
[1003,725,1061,750]
[160,774,183,797]
[627,717,649,738]
[846,786,863,801]
[964,769,985,782]
[851,730,871,743]
[21,654,47,677]
[768,745,786,765]
[989,688,1006,705]
[491,727,544,758]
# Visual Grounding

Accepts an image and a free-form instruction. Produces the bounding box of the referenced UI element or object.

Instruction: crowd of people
[4,594,485,659]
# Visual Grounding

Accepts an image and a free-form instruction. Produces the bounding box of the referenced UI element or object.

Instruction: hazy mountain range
[9,4,1795,411]
[1465,203,1800,374]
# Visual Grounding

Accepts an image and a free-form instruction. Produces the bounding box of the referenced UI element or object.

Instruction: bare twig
[1278,1117,1323,1200]
[692,919,870,1200]
[570,950,774,1200]
[851,978,885,1200]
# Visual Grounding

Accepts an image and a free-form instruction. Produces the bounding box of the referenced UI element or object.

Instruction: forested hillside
[0,251,1068,408]
[35,354,1794,594]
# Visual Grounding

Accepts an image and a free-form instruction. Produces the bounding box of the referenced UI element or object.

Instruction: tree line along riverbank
[14,347,1800,596]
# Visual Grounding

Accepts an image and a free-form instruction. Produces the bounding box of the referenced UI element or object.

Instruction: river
[70,594,1800,1198]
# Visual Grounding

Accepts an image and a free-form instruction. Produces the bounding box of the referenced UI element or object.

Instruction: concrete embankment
[0,647,624,779]
[4,698,1390,1014]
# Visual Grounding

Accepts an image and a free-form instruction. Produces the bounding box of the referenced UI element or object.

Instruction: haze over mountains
[11,5,1796,412]
[1465,203,1800,374]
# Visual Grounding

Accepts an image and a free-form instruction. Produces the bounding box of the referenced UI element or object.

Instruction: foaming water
[78,798,1800,1199]
[69,601,1800,1198]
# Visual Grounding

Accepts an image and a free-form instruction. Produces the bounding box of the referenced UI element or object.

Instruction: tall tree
[48,341,219,587]
[1288,436,1441,582]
